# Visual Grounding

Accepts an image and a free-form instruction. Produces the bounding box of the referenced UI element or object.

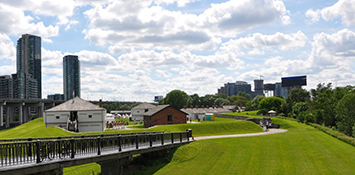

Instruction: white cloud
[305,0,355,26]
[310,28,355,67]
[83,0,290,53]
[219,31,308,57]
[0,33,15,62]
[0,4,59,37]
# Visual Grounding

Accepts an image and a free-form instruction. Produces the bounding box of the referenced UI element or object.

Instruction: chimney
[99,99,102,107]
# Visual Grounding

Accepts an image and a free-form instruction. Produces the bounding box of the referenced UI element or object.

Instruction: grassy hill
[141,118,355,175]
[3,114,355,174]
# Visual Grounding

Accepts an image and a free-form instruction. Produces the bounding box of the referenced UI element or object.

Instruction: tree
[335,93,355,136]
[292,102,308,121]
[214,98,229,106]
[251,95,265,110]
[285,88,310,116]
[164,90,189,109]
[200,94,217,107]
[187,94,201,107]
[258,96,285,114]
[237,91,252,101]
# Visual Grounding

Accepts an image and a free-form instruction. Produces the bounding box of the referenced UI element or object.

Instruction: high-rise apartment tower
[16,34,41,99]
[63,55,80,100]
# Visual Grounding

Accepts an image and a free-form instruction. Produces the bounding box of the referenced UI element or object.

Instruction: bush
[304,113,315,124]
[257,109,268,115]
[296,111,307,123]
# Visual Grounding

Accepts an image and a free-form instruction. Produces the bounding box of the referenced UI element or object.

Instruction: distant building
[143,105,187,128]
[63,55,80,101]
[218,81,253,97]
[131,103,156,121]
[254,79,264,94]
[0,75,13,99]
[154,96,163,103]
[12,72,38,99]
[16,34,42,99]
[47,94,64,100]
[275,82,289,99]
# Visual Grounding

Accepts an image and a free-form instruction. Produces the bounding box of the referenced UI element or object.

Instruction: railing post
[161,133,164,145]
[97,137,101,155]
[180,132,182,142]
[171,133,174,144]
[36,140,41,163]
[70,139,75,159]
[135,135,139,149]
[149,134,152,147]
[118,135,122,152]
[28,138,32,157]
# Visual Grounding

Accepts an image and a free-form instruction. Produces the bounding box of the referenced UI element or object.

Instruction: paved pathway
[194,129,288,140]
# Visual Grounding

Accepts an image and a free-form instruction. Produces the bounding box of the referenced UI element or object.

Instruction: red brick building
[143,105,188,128]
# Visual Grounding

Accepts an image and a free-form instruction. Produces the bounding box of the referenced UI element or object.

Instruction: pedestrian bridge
[0,130,193,175]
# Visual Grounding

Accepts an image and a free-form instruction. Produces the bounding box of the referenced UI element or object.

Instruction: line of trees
[160,83,355,138]
[255,83,355,138]
[158,90,253,110]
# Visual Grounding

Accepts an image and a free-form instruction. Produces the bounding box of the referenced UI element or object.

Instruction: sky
[0,0,355,102]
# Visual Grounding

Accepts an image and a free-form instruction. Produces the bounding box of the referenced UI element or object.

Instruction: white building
[181,106,231,120]
[43,97,106,132]
[131,103,156,121]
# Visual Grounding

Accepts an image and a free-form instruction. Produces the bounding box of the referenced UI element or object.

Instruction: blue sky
[0,0,355,102]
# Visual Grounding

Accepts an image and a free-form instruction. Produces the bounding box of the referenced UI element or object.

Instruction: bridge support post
[0,105,3,127]
[98,156,132,175]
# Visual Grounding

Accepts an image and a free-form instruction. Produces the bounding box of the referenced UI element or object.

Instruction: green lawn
[3,114,355,175]
[150,118,355,175]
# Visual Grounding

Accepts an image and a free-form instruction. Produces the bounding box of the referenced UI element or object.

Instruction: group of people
[106,121,127,129]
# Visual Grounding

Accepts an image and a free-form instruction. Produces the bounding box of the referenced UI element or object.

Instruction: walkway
[194,129,288,140]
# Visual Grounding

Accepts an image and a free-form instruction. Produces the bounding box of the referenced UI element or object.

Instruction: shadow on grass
[123,148,177,175]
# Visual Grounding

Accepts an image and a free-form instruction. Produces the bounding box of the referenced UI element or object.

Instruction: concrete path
[194,129,288,140]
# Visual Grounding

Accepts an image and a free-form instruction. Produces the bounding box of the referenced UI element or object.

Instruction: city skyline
[0,0,354,101]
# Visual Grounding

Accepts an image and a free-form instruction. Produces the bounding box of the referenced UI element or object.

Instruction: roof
[144,105,170,116]
[180,107,230,114]
[144,105,188,116]
[132,102,156,110]
[46,97,105,112]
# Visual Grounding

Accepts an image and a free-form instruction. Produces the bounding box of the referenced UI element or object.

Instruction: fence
[0,130,192,167]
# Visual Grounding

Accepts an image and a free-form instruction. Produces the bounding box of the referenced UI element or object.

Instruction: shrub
[304,113,315,124]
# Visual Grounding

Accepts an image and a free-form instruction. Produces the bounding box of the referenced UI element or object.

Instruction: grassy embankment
[128,112,355,175]
[4,113,355,174]
[0,116,262,174]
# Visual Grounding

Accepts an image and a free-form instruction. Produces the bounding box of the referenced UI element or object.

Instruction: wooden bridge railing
[0,129,192,167]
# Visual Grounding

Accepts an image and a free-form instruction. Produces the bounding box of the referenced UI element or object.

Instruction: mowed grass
[0,118,77,139]
[151,118,355,175]
[4,115,355,174]
[0,117,262,139]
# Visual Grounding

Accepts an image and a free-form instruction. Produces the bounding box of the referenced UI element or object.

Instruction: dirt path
[194,129,288,140]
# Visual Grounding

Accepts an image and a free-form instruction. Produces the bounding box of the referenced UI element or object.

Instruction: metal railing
[0,131,165,143]
[0,129,192,167]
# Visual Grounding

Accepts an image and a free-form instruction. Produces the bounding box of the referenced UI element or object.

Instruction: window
[145,109,148,112]
[137,111,140,113]
[88,115,92,118]
[167,115,172,124]
[56,116,60,119]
